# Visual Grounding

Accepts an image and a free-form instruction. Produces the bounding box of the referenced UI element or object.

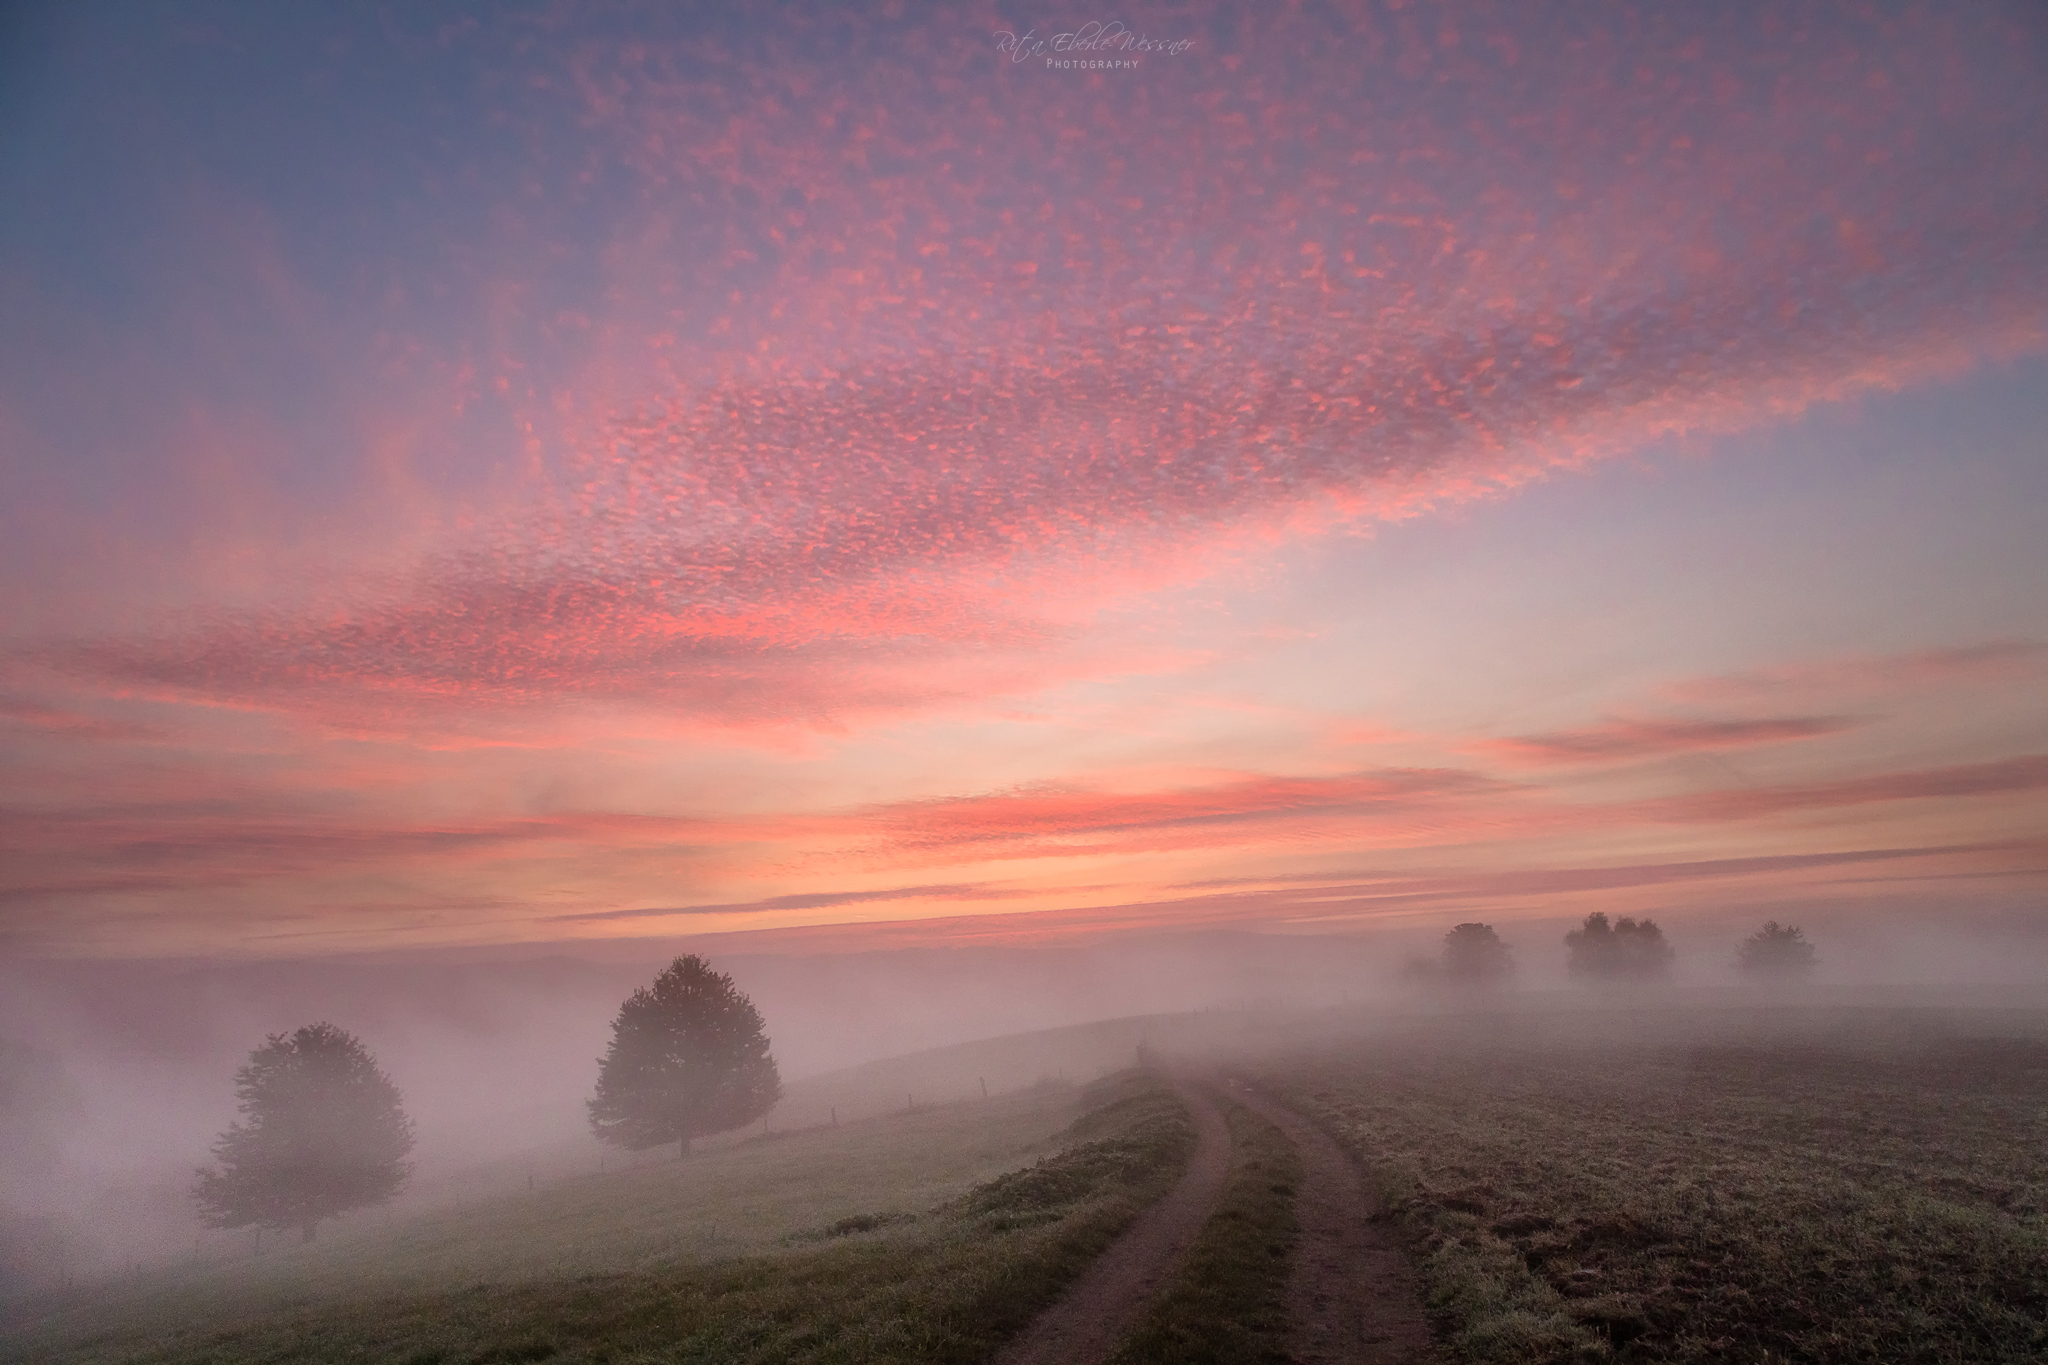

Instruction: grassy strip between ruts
[1277,1019,2048,1365]
[14,1072,1193,1365]
[1107,1093,1299,1365]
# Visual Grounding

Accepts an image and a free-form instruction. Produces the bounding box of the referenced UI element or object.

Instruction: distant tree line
[1403,915,1820,988]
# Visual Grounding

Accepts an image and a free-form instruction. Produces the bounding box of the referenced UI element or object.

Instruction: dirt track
[1230,1080,1433,1364]
[996,1072,1431,1365]
[991,1073,1232,1365]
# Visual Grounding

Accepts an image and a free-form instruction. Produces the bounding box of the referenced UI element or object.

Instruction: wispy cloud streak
[1477,715,1860,765]
[553,882,1038,922]
[1661,642,2047,707]
[1640,755,2048,823]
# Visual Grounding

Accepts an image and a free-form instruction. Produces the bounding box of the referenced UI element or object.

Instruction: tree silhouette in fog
[588,955,782,1158]
[1440,922,1514,985]
[1564,912,1675,982]
[1737,921,1819,979]
[193,1023,414,1244]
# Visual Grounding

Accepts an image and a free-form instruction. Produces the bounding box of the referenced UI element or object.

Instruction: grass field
[3,1073,1192,1365]
[15,1000,2046,1365]
[1267,1003,2048,1365]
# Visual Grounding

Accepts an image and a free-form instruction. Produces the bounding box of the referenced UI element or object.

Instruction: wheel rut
[1229,1080,1433,1364]
[992,1071,1232,1365]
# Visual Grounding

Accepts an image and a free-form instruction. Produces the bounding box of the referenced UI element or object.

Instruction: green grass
[4,1073,1194,1365]
[1108,1097,1299,1365]
[1270,1008,2048,1364]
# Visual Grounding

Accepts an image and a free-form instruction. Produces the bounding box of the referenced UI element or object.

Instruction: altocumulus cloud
[30,2,2048,737]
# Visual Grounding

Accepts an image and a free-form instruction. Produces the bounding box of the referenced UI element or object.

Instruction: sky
[2,0,2045,962]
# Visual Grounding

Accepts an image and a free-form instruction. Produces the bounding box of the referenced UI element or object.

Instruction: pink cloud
[10,742,2043,923]
[551,882,1045,924]
[617,840,2040,951]
[1640,754,2048,823]
[1475,714,1860,765]
[23,6,2046,740]
[0,799,710,902]
[1661,641,2046,707]
[0,766,1528,915]
[0,694,164,744]
[10,740,2047,953]
[1325,719,1420,747]
[851,768,1525,864]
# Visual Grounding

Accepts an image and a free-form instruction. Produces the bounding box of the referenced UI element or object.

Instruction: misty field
[12,1003,2048,1365]
[1269,1004,2048,1364]
[4,1075,1191,1364]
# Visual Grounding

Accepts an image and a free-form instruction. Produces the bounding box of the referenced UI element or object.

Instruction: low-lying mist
[3,907,2044,1303]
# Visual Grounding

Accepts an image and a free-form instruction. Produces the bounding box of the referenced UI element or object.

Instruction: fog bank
[3,909,2045,1299]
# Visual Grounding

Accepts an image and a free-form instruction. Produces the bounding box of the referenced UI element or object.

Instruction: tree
[1564,912,1675,982]
[1737,921,1818,979]
[588,955,782,1158]
[193,1023,414,1243]
[1441,922,1514,985]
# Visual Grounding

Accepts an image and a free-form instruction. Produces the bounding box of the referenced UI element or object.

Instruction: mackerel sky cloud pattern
[39,1,2048,723]
[3,1,2046,954]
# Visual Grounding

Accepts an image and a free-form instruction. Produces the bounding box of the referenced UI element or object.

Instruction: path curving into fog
[992,1071,1232,1365]
[1229,1080,1433,1364]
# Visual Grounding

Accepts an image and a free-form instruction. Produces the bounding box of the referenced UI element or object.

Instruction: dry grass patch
[1271,1008,2048,1364]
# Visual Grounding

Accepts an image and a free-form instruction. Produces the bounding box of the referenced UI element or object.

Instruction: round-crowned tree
[1564,912,1675,982]
[1737,921,1818,980]
[193,1023,414,1243]
[1441,922,1514,985]
[588,955,782,1158]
